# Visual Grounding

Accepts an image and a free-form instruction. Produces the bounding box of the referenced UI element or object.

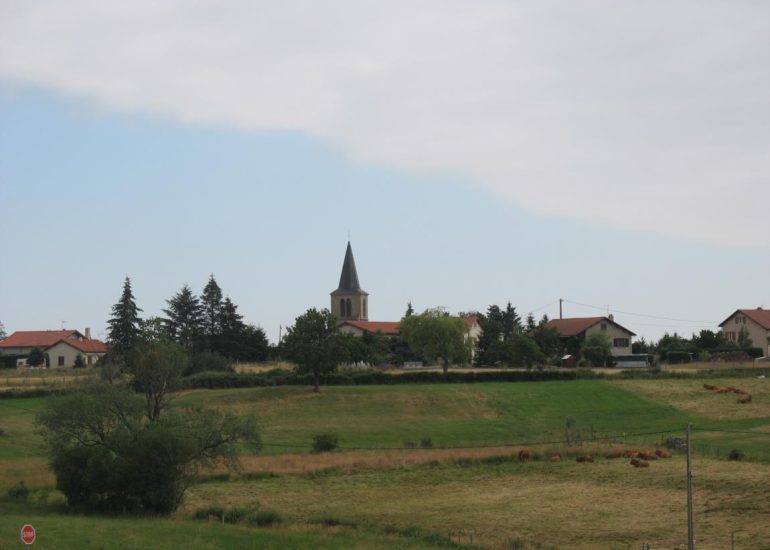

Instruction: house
[545,315,635,356]
[719,308,770,357]
[0,328,108,367]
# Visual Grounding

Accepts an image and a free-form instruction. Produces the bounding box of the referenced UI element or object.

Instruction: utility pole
[559,298,563,319]
[687,423,694,550]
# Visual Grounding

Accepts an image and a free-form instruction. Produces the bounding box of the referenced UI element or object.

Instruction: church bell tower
[331,241,369,321]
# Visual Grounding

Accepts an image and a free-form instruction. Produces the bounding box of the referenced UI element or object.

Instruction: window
[57,356,64,366]
[345,298,352,317]
[613,338,629,348]
[340,298,345,316]
[363,298,367,318]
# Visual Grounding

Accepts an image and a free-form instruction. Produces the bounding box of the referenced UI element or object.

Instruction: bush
[419,438,433,449]
[728,449,745,461]
[187,352,234,376]
[73,354,86,369]
[6,481,29,501]
[192,505,225,520]
[248,509,283,526]
[312,432,340,453]
[666,350,693,364]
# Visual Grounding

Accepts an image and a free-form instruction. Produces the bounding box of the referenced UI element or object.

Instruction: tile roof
[545,317,636,337]
[462,315,480,327]
[53,339,108,353]
[719,308,770,330]
[331,241,368,296]
[340,320,400,335]
[0,330,81,349]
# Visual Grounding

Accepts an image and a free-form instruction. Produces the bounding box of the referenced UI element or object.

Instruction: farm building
[0,328,107,367]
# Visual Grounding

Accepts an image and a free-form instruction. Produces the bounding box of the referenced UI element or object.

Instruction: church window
[340,298,345,316]
[346,298,352,317]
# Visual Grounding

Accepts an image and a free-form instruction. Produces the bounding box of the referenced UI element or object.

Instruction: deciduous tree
[399,308,470,373]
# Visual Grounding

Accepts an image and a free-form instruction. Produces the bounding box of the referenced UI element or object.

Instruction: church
[330,242,479,342]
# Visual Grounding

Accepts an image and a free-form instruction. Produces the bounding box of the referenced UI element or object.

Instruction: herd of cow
[703,383,752,404]
[515,447,673,468]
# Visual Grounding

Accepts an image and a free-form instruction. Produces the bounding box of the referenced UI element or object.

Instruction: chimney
[608,314,614,322]
[85,327,91,340]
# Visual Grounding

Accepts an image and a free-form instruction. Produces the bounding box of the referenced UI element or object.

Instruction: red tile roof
[0,330,81,349]
[462,315,480,328]
[53,339,108,353]
[719,308,770,330]
[340,320,401,335]
[545,317,636,337]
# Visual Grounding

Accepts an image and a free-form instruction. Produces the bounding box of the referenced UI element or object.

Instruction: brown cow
[703,384,717,391]
[654,449,672,458]
[576,455,594,463]
[738,395,752,404]
[717,388,732,394]
[733,388,748,395]
[630,458,650,468]
[549,455,561,463]
[624,449,639,458]
[518,449,530,461]
[605,450,625,459]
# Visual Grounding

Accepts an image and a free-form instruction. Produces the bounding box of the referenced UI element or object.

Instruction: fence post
[687,423,694,550]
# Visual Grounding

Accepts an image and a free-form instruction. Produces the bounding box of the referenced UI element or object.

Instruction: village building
[0,328,108,367]
[545,315,635,356]
[330,242,481,355]
[719,308,770,357]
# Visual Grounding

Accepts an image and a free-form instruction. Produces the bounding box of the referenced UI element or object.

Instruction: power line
[562,299,719,325]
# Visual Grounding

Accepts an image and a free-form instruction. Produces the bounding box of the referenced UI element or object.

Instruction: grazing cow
[639,452,657,460]
[738,395,752,404]
[733,388,748,395]
[605,450,625,459]
[549,455,561,463]
[624,449,639,458]
[630,458,650,468]
[654,449,672,458]
[518,449,530,461]
[576,455,594,463]
[703,384,717,391]
[716,388,732,394]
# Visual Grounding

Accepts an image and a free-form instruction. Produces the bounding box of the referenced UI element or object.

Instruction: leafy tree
[530,324,562,358]
[581,332,612,367]
[282,308,348,392]
[738,326,753,348]
[0,320,6,341]
[631,337,652,354]
[73,354,85,368]
[27,347,46,367]
[163,284,203,352]
[139,316,167,344]
[200,275,224,351]
[690,330,722,350]
[36,385,259,515]
[126,340,189,421]
[399,308,470,373]
[107,277,143,357]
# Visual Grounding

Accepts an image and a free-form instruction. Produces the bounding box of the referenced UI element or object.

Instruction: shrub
[728,449,745,461]
[6,481,29,501]
[73,354,86,369]
[187,352,234,376]
[248,509,283,526]
[312,432,340,453]
[192,505,226,520]
[419,438,433,449]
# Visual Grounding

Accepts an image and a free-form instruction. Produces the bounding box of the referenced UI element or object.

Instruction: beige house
[545,316,635,356]
[0,328,107,367]
[719,308,770,357]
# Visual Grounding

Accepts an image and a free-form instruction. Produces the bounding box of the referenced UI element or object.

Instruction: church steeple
[331,241,369,321]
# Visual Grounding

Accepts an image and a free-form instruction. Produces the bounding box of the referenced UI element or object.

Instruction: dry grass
[234,361,293,373]
[610,377,770,421]
[186,453,770,550]
[0,367,97,392]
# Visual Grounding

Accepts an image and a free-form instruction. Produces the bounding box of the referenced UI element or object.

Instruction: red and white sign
[20,524,36,545]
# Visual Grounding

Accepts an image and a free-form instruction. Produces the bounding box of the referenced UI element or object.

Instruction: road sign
[20,524,36,545]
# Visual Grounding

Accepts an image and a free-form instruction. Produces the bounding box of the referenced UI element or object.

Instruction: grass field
[1,377,768,549]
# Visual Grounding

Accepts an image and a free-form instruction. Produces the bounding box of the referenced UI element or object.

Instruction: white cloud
[1,0,768,245]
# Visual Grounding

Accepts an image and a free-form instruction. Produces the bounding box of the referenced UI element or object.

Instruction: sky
[0,1,768,344]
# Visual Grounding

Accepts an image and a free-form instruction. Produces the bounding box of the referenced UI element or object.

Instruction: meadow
[0,376,768,549]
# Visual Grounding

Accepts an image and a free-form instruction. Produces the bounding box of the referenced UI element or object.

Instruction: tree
[581,332,612,367]
[631,337,652,354]
[690,330,722,350]
[501,302,522,339]
[405,301,414,317]
[738,326,753,348]
[530,324,562,358]
[126,340,189,421]
[282,308,348,392]
[399,308,470,373]
[36,385,259,515]
[200,275,224,351]
[27,347,46,367]
[107,277,143,357]
[163,284,203,352]
[525,313,536,332]
[73,354,85,368]
[0,320,6,341]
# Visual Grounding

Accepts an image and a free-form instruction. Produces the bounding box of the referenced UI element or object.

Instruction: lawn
[1,377,768,548]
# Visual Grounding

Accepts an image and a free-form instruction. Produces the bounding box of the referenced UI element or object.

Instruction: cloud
[1,0,767,245]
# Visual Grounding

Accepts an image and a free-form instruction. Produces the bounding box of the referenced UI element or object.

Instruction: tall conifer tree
[162,284,203,352]
[107,277,143,356]
[201,275,224,350]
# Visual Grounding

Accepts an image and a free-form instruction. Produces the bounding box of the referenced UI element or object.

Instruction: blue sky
[0,2,768,343]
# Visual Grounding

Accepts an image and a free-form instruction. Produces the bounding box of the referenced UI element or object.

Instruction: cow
[605,450,625,459]
[732,388,748,395]
[630,458,650,468]
[518,449,530,461]
[716,388,732,394]
[654,449,672,458]
[549,455,561,463]
[639,451,658,460]
[576,455,594,463]
[703,384,717,391]
[738,395,752,404]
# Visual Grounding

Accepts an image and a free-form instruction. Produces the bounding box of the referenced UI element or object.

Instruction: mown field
[0,377,768,549]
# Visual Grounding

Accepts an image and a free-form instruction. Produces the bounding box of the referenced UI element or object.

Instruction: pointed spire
[336,241,363,292]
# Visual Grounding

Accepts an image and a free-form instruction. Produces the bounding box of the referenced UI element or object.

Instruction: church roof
[331,241,368,296]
